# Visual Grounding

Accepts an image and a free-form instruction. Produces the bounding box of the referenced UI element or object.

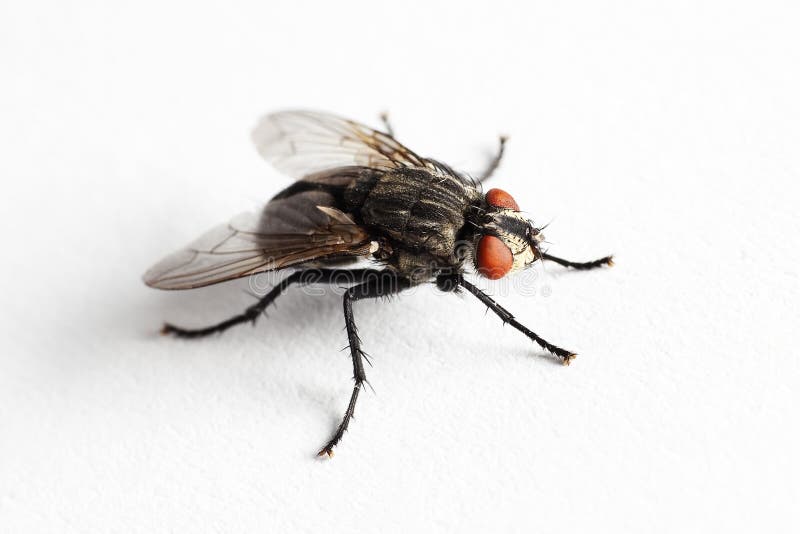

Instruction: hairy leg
[161,268,386,338]
[318,271,412,457]
[542,253,614,270]
[458,276,576,365]
[477,135,508,183]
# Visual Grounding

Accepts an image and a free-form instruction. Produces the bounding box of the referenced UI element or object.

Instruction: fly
[143,110,614,457]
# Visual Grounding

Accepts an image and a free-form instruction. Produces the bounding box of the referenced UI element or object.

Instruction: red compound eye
[476,235,513,280]
[485,188,520,211]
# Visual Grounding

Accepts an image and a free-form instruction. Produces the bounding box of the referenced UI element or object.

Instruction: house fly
[144,110,613,457]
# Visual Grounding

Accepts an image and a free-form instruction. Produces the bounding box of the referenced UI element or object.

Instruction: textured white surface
[1,1,799,532]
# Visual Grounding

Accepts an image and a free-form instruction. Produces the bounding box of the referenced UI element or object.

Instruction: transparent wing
[251,110,429,179]
[143,190,373,290]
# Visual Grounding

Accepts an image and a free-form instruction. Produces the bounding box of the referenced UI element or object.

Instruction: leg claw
[317,447,334,459]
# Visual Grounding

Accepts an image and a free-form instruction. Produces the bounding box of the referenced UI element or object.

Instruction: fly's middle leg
[318,271,411,457]
[458,277,577,365]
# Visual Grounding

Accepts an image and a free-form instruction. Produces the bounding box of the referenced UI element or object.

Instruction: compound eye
[476,235,513,280]
[485,188,520,211]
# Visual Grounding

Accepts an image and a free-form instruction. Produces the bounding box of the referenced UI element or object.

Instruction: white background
[1,1,798,532]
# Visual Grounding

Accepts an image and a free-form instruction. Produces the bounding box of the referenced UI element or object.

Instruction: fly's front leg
[318,271,411,457]
[477,135,507,183]
[458,277,576,365]
[542,252,614,271]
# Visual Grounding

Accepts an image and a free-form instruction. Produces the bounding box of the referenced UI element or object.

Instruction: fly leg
[542,252,614,270]
[379,111,395,137]
[318,271,411,457]
[476,135,508,183]
[162,269,384,339]
[161,271,306,338]
[458,277,577,365]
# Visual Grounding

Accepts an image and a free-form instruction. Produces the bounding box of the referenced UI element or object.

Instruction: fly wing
[251,110,429,179]
[143,190,373,290]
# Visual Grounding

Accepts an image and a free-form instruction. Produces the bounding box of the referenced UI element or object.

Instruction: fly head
[473,188,545,280]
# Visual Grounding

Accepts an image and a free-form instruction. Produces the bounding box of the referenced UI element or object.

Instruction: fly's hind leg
[379,111,395,137]
[477,135,508,183]
[161,271,306,339]
[161,269,384,339]
[318,271,411,457]
[542,252,614,271]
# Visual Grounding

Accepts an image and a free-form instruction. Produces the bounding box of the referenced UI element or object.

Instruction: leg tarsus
[161,312,257,338]
[542,253,614,270]
[477,135,508,183]
[318,381,362,458]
